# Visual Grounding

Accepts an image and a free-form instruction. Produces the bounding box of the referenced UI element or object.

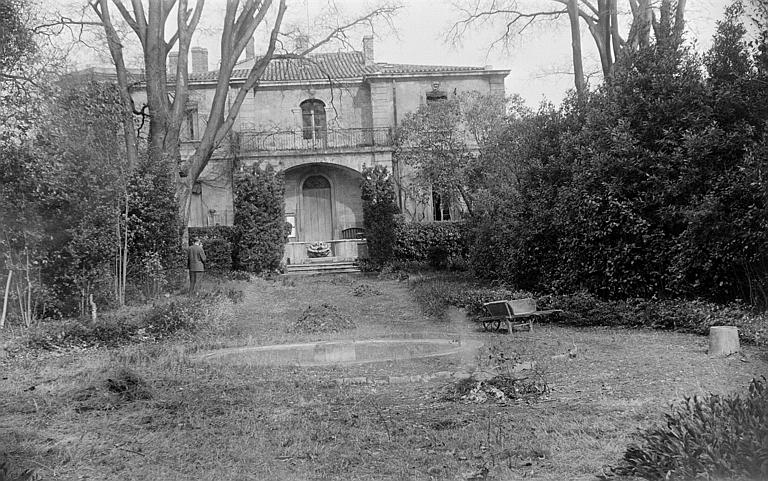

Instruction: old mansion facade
[167,37,508,264]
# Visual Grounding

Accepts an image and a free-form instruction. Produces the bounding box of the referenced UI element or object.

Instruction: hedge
[393,220,470,269]
[188,226,234,272]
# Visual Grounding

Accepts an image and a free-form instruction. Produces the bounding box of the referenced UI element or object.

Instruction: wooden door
[301,175,332,241]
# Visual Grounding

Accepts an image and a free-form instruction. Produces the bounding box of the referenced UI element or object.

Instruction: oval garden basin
[195,338,483,367]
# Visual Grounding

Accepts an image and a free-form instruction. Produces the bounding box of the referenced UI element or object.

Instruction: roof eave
[169,77,367,89]
[364,69,510,81]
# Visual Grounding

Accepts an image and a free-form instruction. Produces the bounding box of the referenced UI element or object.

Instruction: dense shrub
[617,377,768,480]
[541,293,768,346]
[142,300,206,337]
[232,165,288,273]
[127,160,182,270]
[361,165,399,268]
[189,227,234,272]
[409,277,533,318]
[409,278,768,346]
[23,291,238,351]
[26,319,140,349]
[189,226,236,243]
[394,220,470,269]
[468,9,768,306]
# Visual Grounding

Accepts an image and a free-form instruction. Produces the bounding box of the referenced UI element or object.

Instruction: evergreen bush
[361,165,399,268]
[232,165,289,273]
[127,160,182,270]
[467,9,768,306]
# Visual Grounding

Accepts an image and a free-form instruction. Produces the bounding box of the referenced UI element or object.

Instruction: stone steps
[284,260,360,275]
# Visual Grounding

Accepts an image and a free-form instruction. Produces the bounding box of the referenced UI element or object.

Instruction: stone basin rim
[193,338,483,366]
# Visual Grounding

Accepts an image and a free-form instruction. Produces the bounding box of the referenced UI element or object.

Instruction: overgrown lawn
[1,275,766,480]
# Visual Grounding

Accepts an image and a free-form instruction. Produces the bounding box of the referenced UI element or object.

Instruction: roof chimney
[363,36,374,66]
[168,51,179,75]
[295,35,310,52]
[245,37,255,60]
[191,47,208,73]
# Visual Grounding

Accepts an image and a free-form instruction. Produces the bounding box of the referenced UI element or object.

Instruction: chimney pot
[191,46,208,74]
[363,36,374,66]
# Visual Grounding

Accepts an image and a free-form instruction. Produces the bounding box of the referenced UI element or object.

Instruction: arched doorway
[300,175,332,241]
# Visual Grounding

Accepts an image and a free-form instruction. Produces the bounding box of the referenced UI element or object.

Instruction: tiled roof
[188,51,489,83]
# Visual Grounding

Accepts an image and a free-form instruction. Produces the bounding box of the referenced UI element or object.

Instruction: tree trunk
[596,0,613,78]
[178,179,192,247]
[567,0,586,95]
[1,269,11,328]
[673,0,687,44]
[609,0,621,60]
[628,0,652,49]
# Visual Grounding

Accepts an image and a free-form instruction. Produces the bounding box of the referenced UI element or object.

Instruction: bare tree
[82,0,398,240]
[448,0,688,94]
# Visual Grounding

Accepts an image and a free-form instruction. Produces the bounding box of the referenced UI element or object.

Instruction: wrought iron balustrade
[236,127,392,153]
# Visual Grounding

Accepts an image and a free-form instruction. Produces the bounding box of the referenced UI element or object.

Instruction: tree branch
[298,5,400,57]
[109,0,141,40]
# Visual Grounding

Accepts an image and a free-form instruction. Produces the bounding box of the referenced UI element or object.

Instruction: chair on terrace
[341,227,365,240]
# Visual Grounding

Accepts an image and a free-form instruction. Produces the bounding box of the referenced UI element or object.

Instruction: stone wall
[233,81,370,132]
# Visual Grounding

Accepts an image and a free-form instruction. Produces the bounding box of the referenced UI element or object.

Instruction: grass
[1,274,766,480]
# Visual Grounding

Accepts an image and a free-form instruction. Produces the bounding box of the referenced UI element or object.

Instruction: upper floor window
[300,99,326,140]
[182,102,198,140]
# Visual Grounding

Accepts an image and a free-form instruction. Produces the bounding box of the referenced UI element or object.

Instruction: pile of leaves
[445,375,548,405]
[105,367,152,402]
[444,344,548,404]
[287,304,355,333]
[350,282,381,297]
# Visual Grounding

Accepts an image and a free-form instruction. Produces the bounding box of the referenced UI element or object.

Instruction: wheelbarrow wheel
[483,319,501,332]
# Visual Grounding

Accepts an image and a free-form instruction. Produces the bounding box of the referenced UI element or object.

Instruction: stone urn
[307,241,331,258]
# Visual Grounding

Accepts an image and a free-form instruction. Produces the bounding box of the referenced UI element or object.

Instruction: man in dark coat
[187,238,206,295]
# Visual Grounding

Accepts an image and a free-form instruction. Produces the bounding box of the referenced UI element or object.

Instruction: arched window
[300,99,326,140]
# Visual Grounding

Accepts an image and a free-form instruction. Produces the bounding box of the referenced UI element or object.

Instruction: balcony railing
[236,127,392,153]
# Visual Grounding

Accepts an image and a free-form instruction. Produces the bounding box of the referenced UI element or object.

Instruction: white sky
[63,0,732,107]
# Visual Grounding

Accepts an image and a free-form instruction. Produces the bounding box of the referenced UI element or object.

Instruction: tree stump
[708,326,740,356]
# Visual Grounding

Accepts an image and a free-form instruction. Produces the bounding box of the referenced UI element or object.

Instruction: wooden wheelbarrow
[478,298,562,333]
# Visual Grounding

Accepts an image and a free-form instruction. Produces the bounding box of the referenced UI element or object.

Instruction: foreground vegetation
[1,274,765,480]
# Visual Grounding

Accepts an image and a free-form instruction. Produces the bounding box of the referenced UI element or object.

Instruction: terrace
[234,127,392,153]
